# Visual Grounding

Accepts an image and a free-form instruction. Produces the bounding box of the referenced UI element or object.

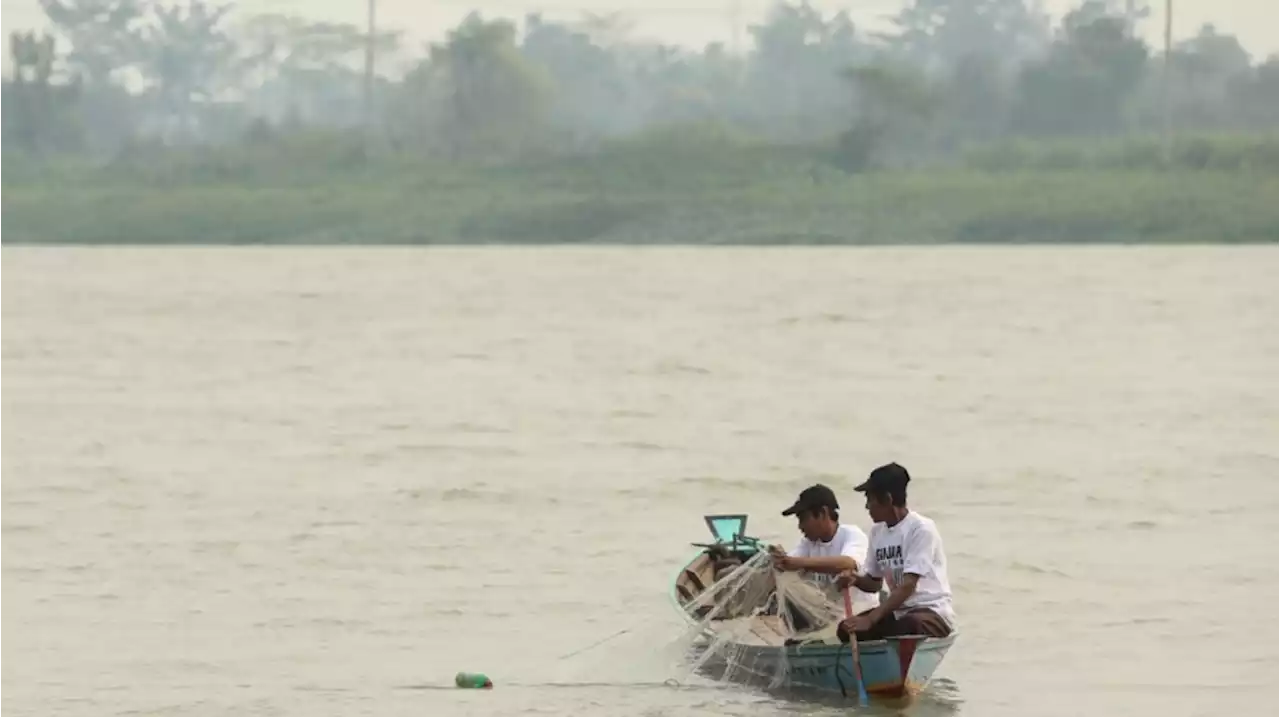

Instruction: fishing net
[669,550,846,690]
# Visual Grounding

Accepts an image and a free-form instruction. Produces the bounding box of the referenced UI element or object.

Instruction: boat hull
[690,631,956,697]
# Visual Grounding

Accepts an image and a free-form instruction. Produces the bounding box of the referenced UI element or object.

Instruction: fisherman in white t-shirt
[767,484,880,619]
[837,463,956,643]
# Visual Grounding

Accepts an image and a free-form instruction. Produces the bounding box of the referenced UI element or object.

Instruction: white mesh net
[669,550,847,690]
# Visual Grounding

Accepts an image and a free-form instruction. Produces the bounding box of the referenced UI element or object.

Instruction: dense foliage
[3,0,1275,243]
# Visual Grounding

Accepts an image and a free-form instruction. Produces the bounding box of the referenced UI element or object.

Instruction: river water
[3,246,1276,717]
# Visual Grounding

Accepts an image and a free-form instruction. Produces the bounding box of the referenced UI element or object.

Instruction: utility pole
[730,0,742,56]
[364,0,377,144]
[1161,0,1172,165]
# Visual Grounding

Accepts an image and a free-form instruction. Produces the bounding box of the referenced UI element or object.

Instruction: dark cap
[781,483,839,516]
[854,463,911,494]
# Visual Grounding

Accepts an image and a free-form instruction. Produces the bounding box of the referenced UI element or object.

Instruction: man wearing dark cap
[769,483,880,618]
[837,463,955,642]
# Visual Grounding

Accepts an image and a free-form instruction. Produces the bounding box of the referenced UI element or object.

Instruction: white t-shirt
[791,524,881,615]
[864,511,955,626]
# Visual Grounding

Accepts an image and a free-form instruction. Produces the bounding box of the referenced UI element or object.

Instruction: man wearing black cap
[837,463,955,642]
[769,483,880,618]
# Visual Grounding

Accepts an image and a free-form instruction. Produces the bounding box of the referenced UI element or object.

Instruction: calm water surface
[3,246,1277,717]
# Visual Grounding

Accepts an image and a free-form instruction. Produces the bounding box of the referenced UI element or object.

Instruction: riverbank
[4,135,1275,244]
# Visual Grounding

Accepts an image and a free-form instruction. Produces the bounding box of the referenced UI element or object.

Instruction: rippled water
[3,246,1277,717]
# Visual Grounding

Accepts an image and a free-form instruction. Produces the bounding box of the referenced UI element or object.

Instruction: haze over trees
[5,0,1275,165]
[2,0,1275,244]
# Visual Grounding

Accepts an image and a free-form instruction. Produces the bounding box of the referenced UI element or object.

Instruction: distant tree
[131,1,238,141]
[235,12,402,127]
[2,31,84,152]
[520,13,637,142]
[742,1,872,139]
[834,62,935,171]
[882,0,1051,74]
[1009,1,1149,136]
[1223,54,1278,130]
[397,12,554,159]
[38,0,148,86]
[940,53,1013,146]
[1157,24,1256,130]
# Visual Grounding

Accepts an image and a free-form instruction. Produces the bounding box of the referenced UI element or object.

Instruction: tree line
[4,0,1277,171]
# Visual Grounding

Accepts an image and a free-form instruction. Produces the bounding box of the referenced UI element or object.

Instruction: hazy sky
[2,0,1277,63]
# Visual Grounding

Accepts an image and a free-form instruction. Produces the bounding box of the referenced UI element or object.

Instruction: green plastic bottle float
[454,671,493,689]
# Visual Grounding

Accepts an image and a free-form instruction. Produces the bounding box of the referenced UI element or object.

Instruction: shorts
[837,607,953,643]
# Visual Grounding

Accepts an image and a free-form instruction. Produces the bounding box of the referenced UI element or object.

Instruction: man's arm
[863,573,918,622]
[777,529,867,575]
[772,546,854,574]
[768,542,805,572]
[784,554,858,575]
[840,572,883,594]
[840,574,918,634]
[790,527,867,574]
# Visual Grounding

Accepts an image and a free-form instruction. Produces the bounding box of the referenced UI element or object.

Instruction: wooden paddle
[843,586,870,706]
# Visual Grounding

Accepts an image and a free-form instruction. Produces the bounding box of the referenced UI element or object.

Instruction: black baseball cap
[781,483,840,516]
[854,463,911,494]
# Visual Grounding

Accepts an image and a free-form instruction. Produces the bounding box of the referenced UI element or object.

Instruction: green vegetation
[4,130,1274,244]
[3,0,1276,244]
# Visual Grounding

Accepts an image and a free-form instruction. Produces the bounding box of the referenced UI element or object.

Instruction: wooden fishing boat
[670,513,957,699]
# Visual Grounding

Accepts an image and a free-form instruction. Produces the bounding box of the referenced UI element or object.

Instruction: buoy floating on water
[454,672,493,689]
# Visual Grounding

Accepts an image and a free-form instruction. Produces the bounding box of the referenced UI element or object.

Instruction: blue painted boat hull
[688,631,957,697]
